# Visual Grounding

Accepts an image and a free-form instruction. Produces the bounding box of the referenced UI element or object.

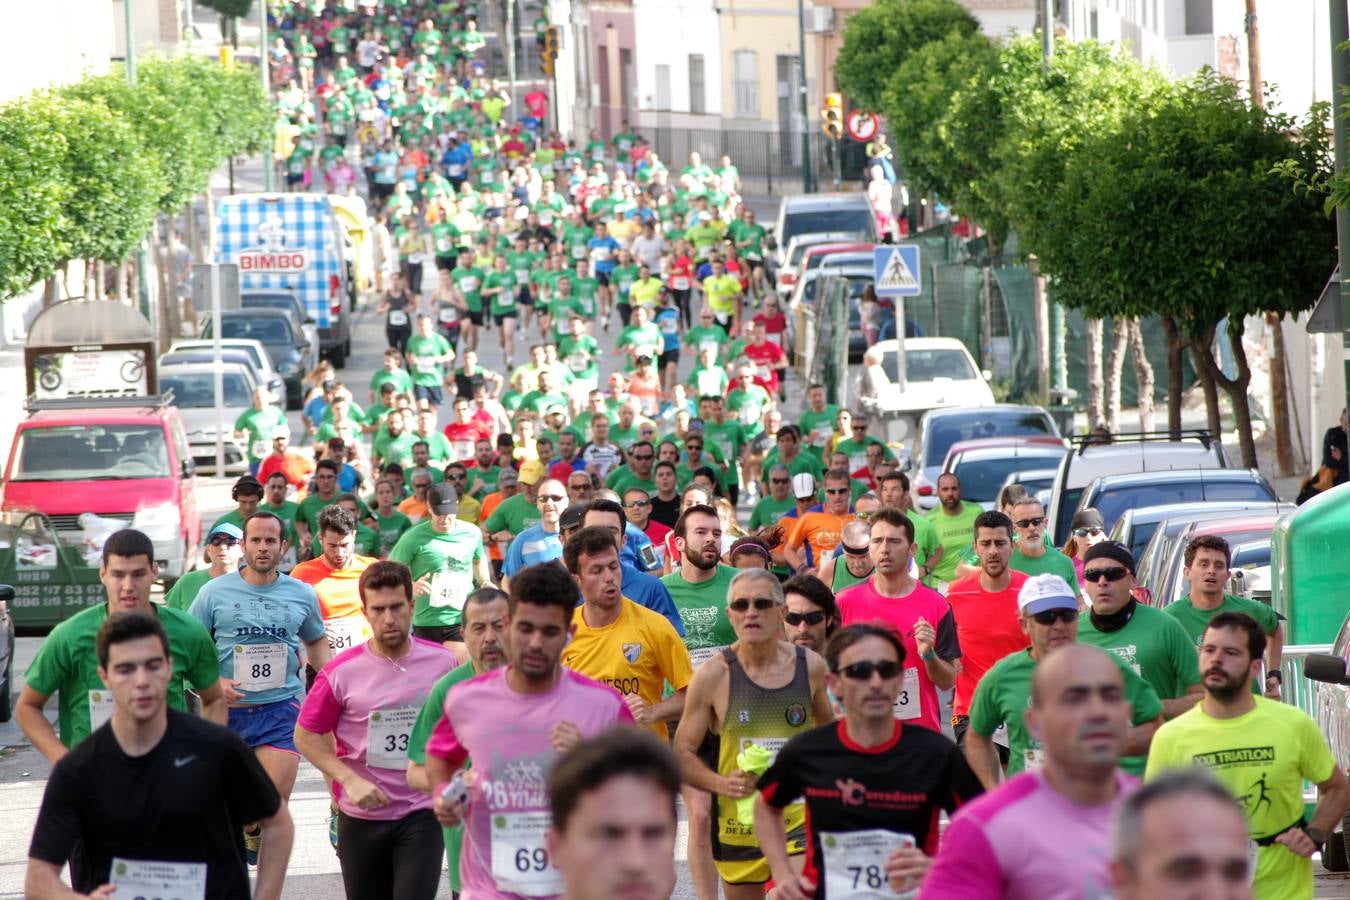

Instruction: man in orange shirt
[398,468,435,522]
[477,466,519,581]
[290,505,377,659]
[783,468,855,577]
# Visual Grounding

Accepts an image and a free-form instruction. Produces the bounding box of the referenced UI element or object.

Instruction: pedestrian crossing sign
[873,245,921,297]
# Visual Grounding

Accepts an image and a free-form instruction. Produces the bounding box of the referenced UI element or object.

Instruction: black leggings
[336,809,443,900]
[386,326,411,353]
[673,288,692,328]
[403,261,424,295]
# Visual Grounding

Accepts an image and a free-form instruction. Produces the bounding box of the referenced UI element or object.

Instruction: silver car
[159,362,260,474]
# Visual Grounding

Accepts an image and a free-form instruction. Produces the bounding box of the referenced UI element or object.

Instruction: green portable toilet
[1269,481,1350,645]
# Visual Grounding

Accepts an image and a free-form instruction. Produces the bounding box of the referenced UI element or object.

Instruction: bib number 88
[252,663,272,679]
[515,847,549,873]
[848,865,885,890]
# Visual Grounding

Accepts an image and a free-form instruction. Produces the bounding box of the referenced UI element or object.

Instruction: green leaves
[0,56,271,298]
[835,0,979,114]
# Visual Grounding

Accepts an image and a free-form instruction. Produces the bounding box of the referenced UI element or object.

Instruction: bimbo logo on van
[237,215,308,273]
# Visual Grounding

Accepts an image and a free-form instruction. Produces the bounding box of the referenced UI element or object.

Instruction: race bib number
[891,667,921,721]
[848,453,866,472]
[659,317,678,335]
[697,372,723,397]
[89,689,114,730]
[452,439,476,460]
[250,439,270,459]
[571,245,587,260]
[515,268,530,282]
[365,706,417,769]
[687,645,727,669]
[110,858,206,900]
[568,353,590,374]
[436,237,454,253]
[234,643,287,692]
[810,424,834,447]
[462,277,481,292]
[491,811,561,896]
[699,338,719,357]
[673,276,690,291]
[821,830,916,900]
[388,309,409,327]
[1024,746,1046,771]
[447,163,465,177]
[430,570,468,609]
[755,363,771,380]
[325,616,367,653]
[416,358,438,374]
[438,306,460,324]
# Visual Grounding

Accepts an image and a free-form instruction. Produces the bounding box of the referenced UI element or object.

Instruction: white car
[159,362,259,474]
[859,337,997,445]
[775,232,868,300]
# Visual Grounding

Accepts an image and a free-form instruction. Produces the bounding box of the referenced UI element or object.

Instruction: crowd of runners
[15,1,1350,899]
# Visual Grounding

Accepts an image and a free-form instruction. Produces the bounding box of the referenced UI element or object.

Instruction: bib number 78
[848,864,886,890]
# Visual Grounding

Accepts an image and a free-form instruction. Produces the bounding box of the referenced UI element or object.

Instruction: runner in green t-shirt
[481,255,519,365]
[233,388,289,472]
[924,474,984,585]
[405,316,454,407]
[387,490,490,637]
[452,247,486,353]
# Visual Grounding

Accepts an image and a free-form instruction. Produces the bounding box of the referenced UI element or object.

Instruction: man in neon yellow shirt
[700,259,743,333]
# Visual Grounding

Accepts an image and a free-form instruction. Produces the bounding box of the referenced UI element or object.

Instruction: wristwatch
[1266,671,1283,685]
[1305,826,1327,853]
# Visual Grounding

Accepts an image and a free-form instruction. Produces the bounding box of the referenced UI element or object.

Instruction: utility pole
[125,0,153,329]
[1330,0,1350,425]
[260,0,274,192]
[797,0,813,193]
[1040,0,1067,400]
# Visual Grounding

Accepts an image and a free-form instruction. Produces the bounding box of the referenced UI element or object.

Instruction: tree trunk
[1085,318,1104,429]
[1105,318,1130,434]
[43,276,60,308]
[1188,328,1223,442]
[1128,319,1155,432]
[1268,313,1296,475]
[1192,319,1258,467]
[1161,315,1184,438]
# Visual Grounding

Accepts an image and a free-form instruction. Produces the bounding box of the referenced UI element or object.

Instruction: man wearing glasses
[1007,497,1079,593]
[674,569,833,900]
[501,478,569,591]
[783,469,855,576]
[836,509,959,734]
[964,573,1164,789]
[566,470,595,505]
[623,486,670,548]
[753,624,984,900]
[833,415,889,474]
[1075,541,1203,720]
[605,439,658,497]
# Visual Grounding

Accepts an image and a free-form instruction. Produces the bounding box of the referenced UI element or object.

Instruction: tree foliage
[0,56,271,297]
[834,0,979,114]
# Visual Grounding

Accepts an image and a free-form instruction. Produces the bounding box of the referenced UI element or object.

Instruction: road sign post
[846,111,879,143]
[874,245,922,395]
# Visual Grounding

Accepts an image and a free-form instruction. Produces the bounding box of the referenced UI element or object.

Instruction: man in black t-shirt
[26,611,291,900]
[754,623,983,900]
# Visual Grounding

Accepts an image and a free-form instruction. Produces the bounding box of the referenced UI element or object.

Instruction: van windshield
[11,425,171,481]
[783,211,872,246]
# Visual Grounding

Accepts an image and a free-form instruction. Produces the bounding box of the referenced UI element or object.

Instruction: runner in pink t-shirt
[295,559,461,900]
[835,508,960,733]
[424,564,634,899]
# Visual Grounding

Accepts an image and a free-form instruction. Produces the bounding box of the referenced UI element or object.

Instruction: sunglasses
[770,477,790,484]
[623,499,651,508]
[1083,566,1129,583]
[852,424,867,431]
[1014,517,1046,529]
[538,494,567,502]
[729,597,778,612]
[1031,608,1079,625]
[630,454,654,461]
[1074,526,1104,538]
[838,659,903,680]
[686,444,703,450]
[784,610,827,627]
[209,536,238,547]
[824,487,849,495]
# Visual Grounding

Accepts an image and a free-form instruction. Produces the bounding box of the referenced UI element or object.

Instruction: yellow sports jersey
[1145,697,1336,900]
[563,598,694,737]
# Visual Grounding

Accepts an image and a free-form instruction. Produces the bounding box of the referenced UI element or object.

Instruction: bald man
[920,644,1140,900]
[818,520,874,592]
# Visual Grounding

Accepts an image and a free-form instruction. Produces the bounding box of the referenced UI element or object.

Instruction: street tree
[1044,71,1334,465]
[0,99,69,298]
[834,0,979,114]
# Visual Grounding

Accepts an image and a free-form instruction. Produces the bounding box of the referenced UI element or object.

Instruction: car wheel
[328,343,347,369]
[1324,828,1349,872]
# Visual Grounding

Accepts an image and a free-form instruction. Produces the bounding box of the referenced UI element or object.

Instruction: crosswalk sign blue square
[873,245,921,297]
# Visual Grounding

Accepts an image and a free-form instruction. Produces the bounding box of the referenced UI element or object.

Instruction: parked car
[790,263,874,362]
[1,395,200,591]
[1047,430,1229,548]
[941,438,1068,510]
[999,468,1059,507]
[1076,468,1278,537]
[201,309,316,408]
[0,584,12,720]
[169,337,288,406]
[161,347,286,407]
[1143,512,1286,608]
[773,193,879,271]
[859,338,999,447]
[240,289,319,357]
[1109,500,1292,563]
[158,362,260,475]
[907,404,1060,509]
[776,232,869,299]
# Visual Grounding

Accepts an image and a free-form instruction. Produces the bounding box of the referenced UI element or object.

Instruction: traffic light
[821,92,843,140]
[542,26,560,77]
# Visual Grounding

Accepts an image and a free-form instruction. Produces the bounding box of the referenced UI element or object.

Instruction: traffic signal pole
[797,0,812,193]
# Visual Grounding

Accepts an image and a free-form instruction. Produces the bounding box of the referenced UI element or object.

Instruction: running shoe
[243,826,262,866]
[328,808,340,851]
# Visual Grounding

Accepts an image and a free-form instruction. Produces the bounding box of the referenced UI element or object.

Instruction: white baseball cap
[1017,573,1078,616]
[792,473,817,499]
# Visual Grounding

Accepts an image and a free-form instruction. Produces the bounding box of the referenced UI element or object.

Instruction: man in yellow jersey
[561,526,693,737]
[290,505,377,658]
[674,568,833,899]
[1146,612,1350,900]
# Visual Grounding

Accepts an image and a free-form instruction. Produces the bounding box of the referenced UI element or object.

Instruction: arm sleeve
[657,620,695,692]
[934,605,962,661]
[1255,601,1281,636]
[221,730,283,826]
[502,534,525,577]
[649,581,686,637]
[1166,619,1202,689]
[425,704,471,769]
[298,590,327,643]
[22,633,67,698]
[27,760,83,865]
[966,670,1001,738]
[917,813,1005,900]
[1123,666,1164,724]
[407,679,451,766]
[1299,714,1337,784]
[483,502,508,534]
[185,620,223,691]
[296,667,342,735]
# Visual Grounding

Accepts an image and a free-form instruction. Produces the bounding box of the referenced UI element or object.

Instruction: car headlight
[276,360,300,375]
[132,502,181,542]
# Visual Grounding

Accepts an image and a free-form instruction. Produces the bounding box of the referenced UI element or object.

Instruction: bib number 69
[515,847,549,873]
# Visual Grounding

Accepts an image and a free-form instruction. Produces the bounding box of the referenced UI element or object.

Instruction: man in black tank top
[673,568,834,900]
